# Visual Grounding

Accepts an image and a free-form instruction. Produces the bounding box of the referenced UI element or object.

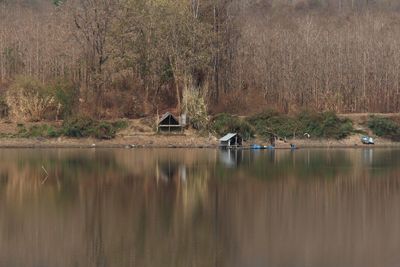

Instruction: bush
[10,118,121,139]
[62,117,95,138]
[246,110,354,140]
[93,122,116,139]
[3,117,125,140]
[62,117,118,139]
[211,113,255,140]
[46,126,62,138]
[367,116,400,139]
[16,124,62,138]
[25,125,49,137]
[298,111,354,139]
[49,80,79,119]
[247,110,297,138]
[6,76,57,121]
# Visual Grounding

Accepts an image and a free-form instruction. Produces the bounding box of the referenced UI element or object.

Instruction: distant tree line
[1,0,400,121]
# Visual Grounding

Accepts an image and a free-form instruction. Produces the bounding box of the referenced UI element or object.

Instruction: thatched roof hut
[158,112,182,132]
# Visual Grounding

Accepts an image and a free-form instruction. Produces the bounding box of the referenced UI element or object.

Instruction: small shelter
[219,133,243,147]
[158,112,182,132]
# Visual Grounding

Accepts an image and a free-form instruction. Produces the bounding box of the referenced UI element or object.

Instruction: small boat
[250,144,276,150]
[361,136,374,145]
[251,144,265,150]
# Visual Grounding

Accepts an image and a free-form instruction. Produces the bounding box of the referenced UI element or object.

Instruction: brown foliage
[5,77,57,122]
[2,0,400,120]
[224,8,400,113]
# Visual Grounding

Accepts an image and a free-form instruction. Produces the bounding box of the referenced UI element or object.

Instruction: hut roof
[159,112,179,125]
[220,133,239,142]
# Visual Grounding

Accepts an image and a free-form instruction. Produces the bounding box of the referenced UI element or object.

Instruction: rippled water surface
[1,148,400,267]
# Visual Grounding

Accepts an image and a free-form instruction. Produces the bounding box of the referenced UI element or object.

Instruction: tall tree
[71,0,117,116]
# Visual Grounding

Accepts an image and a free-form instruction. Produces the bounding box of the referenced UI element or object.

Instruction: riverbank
[0,135,218,148]
[0,134,398,149]
[0,114,399,148]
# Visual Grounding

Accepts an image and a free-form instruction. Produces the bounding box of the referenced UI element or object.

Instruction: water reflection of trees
[0,149,219,267]
[243,149,354,180]
[1,149,400,266]
[215,149,400,181]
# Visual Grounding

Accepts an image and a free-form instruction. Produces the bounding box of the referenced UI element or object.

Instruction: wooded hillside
[1,0,400,121]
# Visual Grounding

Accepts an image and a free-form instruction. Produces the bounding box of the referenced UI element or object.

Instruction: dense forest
[1,0,400,122]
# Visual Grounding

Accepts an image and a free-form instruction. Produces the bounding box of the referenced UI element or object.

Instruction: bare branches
[2,0,400,117]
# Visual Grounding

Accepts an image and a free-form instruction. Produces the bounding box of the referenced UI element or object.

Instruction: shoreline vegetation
[0,138,399,149]
[0,112,399,149]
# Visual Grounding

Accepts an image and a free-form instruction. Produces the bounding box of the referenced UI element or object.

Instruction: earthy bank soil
[0,113,399,148]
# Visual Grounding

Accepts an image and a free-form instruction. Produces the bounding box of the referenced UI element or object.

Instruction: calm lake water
[1,148,400,267]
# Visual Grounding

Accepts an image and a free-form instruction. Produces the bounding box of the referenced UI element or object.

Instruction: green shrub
[62,117,95,138]
[247,110,297,138]
[211,113,255,140]
[26,125,47,137]
[298,111,354,139]
[47,126,62,138]
[50,80,79,119]
[367,116,400,139]
[15,124,62,138]
[62,117,119,139]
[93,122,117,140]
[246,110,354,140]
[7,117,124,140]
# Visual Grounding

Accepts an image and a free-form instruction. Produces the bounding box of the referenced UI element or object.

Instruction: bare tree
[71,0,118,116]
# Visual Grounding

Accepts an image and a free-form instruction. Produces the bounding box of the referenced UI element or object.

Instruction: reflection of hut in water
[156,160,187,183]
[157,112,183,133]
[218,149,243,168]
[362,148,374,164]
[219,133,242,148]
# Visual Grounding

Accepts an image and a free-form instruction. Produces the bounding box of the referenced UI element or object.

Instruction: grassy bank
[0,117,129,140]
[0,112,399,148]
[209,111,400,146]
[210,111,358,141]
